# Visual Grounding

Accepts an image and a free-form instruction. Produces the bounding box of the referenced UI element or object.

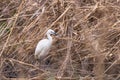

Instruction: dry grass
[0,0,120,80]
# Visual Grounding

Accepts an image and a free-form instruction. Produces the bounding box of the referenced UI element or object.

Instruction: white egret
[34,29,56,61]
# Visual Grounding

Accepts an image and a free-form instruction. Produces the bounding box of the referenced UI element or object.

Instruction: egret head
[47,29,57,35]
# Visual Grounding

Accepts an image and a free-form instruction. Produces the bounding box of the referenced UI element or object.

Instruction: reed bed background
[0,0,120,80]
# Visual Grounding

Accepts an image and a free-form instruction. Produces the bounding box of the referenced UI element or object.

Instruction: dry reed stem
[104,57,120,74]
[7,58,44,72]
[73,2,98,28]
[41,5,71,38]
[57,24,73,78]
[30,72,49,80]
[0,0,25,57]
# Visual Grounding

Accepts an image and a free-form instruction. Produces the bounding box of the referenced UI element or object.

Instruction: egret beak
[54,33,57,36]
[52,32,57,36]
[50,31,57,36]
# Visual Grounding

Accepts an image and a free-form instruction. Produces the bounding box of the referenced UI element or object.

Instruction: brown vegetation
[0,0,120,80]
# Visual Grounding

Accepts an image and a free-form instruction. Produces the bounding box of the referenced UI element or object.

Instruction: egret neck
[47,33,52,42]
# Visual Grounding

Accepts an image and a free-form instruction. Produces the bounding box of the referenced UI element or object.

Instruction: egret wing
[34,39,49,59]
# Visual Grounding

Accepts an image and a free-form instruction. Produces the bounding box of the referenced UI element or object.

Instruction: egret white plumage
[34,29,56,61]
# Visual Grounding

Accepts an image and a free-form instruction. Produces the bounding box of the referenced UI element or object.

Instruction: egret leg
[45,59,50,65]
